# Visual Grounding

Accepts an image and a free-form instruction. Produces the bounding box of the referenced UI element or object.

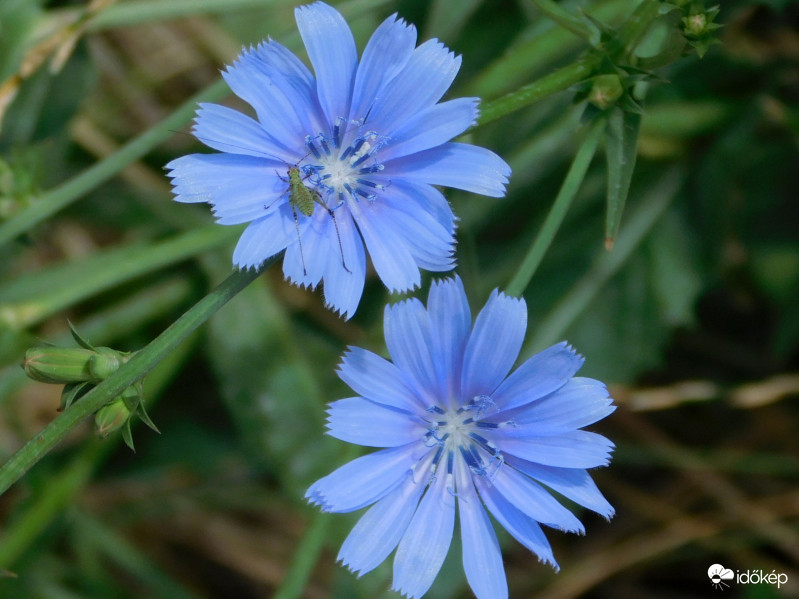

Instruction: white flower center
[298,119,387,208]
[425,396,505,482]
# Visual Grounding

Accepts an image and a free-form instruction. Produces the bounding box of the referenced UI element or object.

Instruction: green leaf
[60,381,90,410]
[604,106,642,248]
[68,321,97,351]
[424,0,485,41]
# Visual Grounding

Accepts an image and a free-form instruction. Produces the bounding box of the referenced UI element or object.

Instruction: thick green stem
[506,115,606,298]
[476,0,664,127]
[477,54,602,127]
[0,262,271,496]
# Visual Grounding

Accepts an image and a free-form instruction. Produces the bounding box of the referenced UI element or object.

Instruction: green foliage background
[0,0,797,597]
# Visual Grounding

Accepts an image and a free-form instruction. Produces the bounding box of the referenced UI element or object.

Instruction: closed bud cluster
[22,327,153,450]
[588,74,624,110]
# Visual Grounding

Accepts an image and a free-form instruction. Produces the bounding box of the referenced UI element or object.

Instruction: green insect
[180,130,352,277]
[277,164,351,276]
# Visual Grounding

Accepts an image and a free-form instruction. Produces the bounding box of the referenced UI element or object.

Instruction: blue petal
[337,473,425,576]
[282,209,328,289]
[384,298,439,406]
[166,153,282,223]
[382,179,455,236]
[348,195,421,292]
[279,204,364,318]
[245,39,326,129]
[379,97,479,162]
[295,2,357,128]
[491,464,584,533]
[427,277,470,403]
[191,103,296,162]
[368,39,461,134]
[249,38,315,88]
[492,342,585,412]
[349,13,416,122]
[231,208,298,268]
[223,52,312,151]
[508,458,615,519]
[320,208,366,320]
[384,142,511,197]
[461,289,527,401]
[337,347,425,411]
[456,459,508,599]
[306,445,421,513]
[326,397,422,447]
[497,430,615,469]
[499,376,615,431]
[476,479,558,569]
[393,468,455,599]
[378,182,455,272]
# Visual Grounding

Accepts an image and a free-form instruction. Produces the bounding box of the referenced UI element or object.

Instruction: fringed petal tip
[541,555,561,572]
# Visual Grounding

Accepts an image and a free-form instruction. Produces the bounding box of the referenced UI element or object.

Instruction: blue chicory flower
[166,2,510,318]
[306,276,615,599]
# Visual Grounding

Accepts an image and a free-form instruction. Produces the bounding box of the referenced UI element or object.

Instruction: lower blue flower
[306,276,615,599]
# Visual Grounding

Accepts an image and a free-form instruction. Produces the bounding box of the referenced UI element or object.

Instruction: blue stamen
[305,136,322,160]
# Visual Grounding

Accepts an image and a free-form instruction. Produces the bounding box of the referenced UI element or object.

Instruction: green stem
[0,78,229,249]
[477,54,602,127]
[532,0,592,40]
[615,0,663,58]
[273,444,358,599]
[0,261,271,496]
[506,116,606,298]
[273,511,330,599]
[526,167,683,353]
[475,0,664,127]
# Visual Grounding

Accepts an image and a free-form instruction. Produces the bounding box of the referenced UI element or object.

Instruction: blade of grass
[526,167,683,353]
[604,106,642,248]
[0,77,229,249]
[506,115,606,297]
[0,224,239,331]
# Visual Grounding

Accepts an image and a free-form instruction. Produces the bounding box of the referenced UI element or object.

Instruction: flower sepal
[94,381,159,451]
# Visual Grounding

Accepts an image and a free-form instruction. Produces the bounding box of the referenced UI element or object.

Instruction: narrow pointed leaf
[604,106,641,249]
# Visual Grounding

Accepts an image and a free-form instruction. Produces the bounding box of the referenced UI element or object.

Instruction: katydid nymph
[273,161,351,277]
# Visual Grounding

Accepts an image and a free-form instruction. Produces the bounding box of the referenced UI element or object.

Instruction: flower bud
[588,74,624,110]
[682,12,707,38]
[88,347,123,380]
[95,398,131,437]
[23,347,95,384]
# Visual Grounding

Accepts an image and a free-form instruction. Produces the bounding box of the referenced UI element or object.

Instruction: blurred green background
[0,0,797,597]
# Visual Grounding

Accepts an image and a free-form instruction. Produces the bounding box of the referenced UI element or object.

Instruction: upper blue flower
[306,277,615,599]
[166,2,510,318]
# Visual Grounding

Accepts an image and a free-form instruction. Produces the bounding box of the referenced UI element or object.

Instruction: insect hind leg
[326,206,352,274]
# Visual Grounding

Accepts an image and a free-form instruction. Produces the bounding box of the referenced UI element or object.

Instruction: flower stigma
[424,397,508,489]
[300,117,388,209]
